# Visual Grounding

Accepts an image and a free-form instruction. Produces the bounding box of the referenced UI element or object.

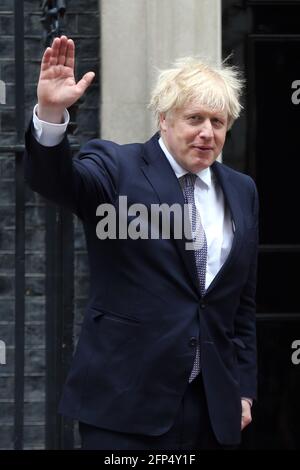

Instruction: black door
[223,0,300,449]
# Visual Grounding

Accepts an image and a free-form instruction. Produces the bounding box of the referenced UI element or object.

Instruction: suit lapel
[140,135,245,297]
[141,134,201,296]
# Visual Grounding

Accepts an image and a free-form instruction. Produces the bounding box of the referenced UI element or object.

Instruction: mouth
[192,146,213,152]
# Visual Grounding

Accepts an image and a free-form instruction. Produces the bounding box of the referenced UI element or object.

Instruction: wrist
[37,104,65,124]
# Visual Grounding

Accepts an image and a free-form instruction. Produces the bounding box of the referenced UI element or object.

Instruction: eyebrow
[184,111,226,120]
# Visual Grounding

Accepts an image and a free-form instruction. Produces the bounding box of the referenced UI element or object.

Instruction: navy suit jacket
[24,128,258,446]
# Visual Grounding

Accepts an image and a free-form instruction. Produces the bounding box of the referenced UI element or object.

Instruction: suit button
[200,301,206,309]
[189,337,198,347]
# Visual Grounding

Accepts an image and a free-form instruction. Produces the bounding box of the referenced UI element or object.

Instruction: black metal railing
[2,0,77,450]
[13,0,25,451]
[41,0,66,47]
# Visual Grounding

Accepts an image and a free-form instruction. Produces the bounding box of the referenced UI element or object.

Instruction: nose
[198,119,213,139]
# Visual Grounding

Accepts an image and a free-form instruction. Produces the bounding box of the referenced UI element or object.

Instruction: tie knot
[181,173,197,189]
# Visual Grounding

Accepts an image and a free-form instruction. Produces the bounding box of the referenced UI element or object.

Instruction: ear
[159,113,167,132]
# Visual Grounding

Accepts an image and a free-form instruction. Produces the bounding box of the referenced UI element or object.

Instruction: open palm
[37,36,95,120]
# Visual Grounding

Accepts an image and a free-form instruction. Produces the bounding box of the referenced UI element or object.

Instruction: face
[160,103,228,173]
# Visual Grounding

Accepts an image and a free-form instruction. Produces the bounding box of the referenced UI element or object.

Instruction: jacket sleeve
[24,122,119,221]
[234,178,259,400]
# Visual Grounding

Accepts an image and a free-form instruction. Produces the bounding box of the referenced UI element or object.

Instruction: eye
[188,115,201,123]
[212,118,224,128]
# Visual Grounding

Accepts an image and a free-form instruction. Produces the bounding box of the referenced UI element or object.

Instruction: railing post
[13,0,25,451]
[40,0,75,450]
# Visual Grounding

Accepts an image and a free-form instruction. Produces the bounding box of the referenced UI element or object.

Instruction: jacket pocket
[90,307,140,325]
[231,337,246,349]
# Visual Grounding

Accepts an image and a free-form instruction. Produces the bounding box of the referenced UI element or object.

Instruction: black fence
[0,0,86,450]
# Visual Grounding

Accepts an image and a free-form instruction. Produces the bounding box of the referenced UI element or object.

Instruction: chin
[191,160,210,172]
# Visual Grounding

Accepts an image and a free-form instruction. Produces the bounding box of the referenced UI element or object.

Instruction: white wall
[100,0,221,143]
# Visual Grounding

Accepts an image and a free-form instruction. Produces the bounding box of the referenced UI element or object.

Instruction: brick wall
[0,0,100,449]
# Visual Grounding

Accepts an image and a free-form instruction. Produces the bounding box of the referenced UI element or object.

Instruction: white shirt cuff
[241,397,253,407]
[32,104,70,147]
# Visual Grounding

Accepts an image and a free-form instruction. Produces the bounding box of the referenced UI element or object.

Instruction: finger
[75,72,95,97]
[40,47,52,71]
[241,414,252,430]
[65,39,75,69]
[241,416,246,430]
[49,37,61,66]
[58,35,68,65]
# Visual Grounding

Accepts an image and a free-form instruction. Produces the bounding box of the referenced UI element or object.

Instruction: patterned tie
[180,173,208,382]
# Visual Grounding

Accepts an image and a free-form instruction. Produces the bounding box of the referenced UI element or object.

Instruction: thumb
[75,71,95,97]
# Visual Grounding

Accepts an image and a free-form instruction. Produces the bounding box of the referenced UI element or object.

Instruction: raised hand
[37,35,95,123]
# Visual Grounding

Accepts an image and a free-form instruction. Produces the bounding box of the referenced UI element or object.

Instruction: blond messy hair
[148,56,244,130]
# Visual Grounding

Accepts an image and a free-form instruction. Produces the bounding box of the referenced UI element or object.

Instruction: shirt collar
[158,136,212,188]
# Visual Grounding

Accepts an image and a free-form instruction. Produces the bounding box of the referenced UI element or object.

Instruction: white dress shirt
[32,104,69,146]
[158,137,233,290]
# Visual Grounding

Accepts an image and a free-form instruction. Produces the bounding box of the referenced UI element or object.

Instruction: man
[24,36,258,450]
